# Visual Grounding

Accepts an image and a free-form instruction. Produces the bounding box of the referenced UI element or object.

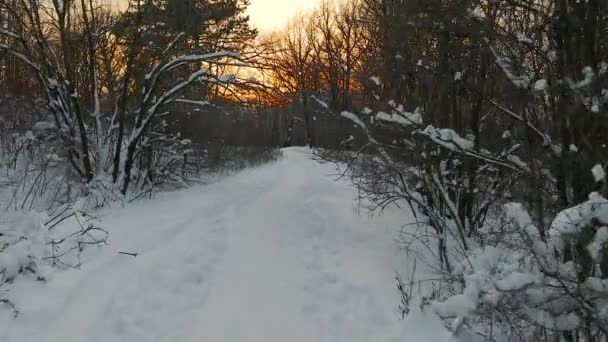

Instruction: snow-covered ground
[1,148,454,342]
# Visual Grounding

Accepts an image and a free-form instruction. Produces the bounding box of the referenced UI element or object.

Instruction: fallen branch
[118,251,139,257]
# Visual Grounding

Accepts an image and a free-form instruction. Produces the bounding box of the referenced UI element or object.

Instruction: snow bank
[0,212,47,280]
[0,205,108,320]
[403,309,458,342]
[0,240,33,282]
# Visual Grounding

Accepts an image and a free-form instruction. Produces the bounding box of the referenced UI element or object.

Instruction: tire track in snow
[89,209,233,342]
[182,162,323,342]
[276,180,406,342]
[13,171,272,342]
[82,171,275,342]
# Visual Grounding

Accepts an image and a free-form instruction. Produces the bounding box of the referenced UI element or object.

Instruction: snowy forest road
[2,148,429,342]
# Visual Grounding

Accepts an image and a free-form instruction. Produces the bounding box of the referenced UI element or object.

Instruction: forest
[1,0,608,341]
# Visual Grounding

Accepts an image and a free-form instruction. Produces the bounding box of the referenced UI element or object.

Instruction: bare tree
[0,0,250,196]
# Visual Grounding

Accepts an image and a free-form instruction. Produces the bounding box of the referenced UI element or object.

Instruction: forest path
[2,148,420,342]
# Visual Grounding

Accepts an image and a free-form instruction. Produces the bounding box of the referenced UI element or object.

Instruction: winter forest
[0,0,607,341]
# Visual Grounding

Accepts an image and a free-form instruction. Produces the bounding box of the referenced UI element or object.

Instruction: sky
[246,0,322,32]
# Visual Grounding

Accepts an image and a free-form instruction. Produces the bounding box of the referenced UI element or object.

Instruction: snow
[570,66,595,89]
[587,226,608,261]
[585,277,608,292]
[468,6,484,19]
[343,135,355,144]
[592,164,606,182]
[550,192,608,252]
[403,309,458,342]
[534,79,548,91]
[0,240,32,282]
[507,154,531,172]
[32,121,56,130]
[0,212,49,284]
[434,291,477,319]
[341,111,367,130]
[47,78,59,87]
[489,46,530,89]
[421,126,475,150]
[530,311,581,331]
[218,74,236,83]
[376,110,422,127]
[504,202,536,235]
[515,32,533,44]
[494,272,536,291]
[0,148,453,342]
[312,96,329,109]
[600,62,608,75]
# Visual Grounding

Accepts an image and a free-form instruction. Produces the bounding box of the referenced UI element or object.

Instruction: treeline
[266,0,608,340]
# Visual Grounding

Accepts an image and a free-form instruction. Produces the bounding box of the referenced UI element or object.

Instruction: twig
[0,298,19,318]
[118,251,138,257]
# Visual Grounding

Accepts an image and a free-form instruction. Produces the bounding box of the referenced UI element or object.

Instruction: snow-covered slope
[1,148,454,342]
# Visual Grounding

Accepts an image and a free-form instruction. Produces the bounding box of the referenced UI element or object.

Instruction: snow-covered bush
[0,126,84,211]
[314,0,608,340]
[320,103,607,339]
[429,194,608,340]
[0,205,107,316]
[0,0,259,202]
